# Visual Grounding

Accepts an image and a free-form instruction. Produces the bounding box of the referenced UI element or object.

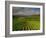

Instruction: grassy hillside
[12,15,40,31]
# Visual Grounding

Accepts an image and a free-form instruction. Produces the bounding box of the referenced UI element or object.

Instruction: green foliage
[12,15,40,31]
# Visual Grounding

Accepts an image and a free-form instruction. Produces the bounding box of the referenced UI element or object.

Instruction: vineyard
[12,15,40,31]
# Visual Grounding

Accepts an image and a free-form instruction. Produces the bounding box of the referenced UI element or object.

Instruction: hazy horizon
[12,7,40,16]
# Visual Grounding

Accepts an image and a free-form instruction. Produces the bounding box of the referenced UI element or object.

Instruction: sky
[13,7,40,15]
[31,8,40,12]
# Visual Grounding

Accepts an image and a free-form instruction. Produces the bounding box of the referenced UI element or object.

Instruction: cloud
[13,7,40,15]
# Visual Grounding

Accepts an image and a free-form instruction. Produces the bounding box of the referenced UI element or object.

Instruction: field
[12,15,40,31]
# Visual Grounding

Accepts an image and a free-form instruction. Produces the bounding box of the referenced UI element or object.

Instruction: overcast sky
[13,7,40,15]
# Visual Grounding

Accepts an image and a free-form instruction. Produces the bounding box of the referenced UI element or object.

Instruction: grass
[12,15,40,31]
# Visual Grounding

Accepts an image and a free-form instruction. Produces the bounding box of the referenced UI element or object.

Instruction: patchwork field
[12,15,40,31]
